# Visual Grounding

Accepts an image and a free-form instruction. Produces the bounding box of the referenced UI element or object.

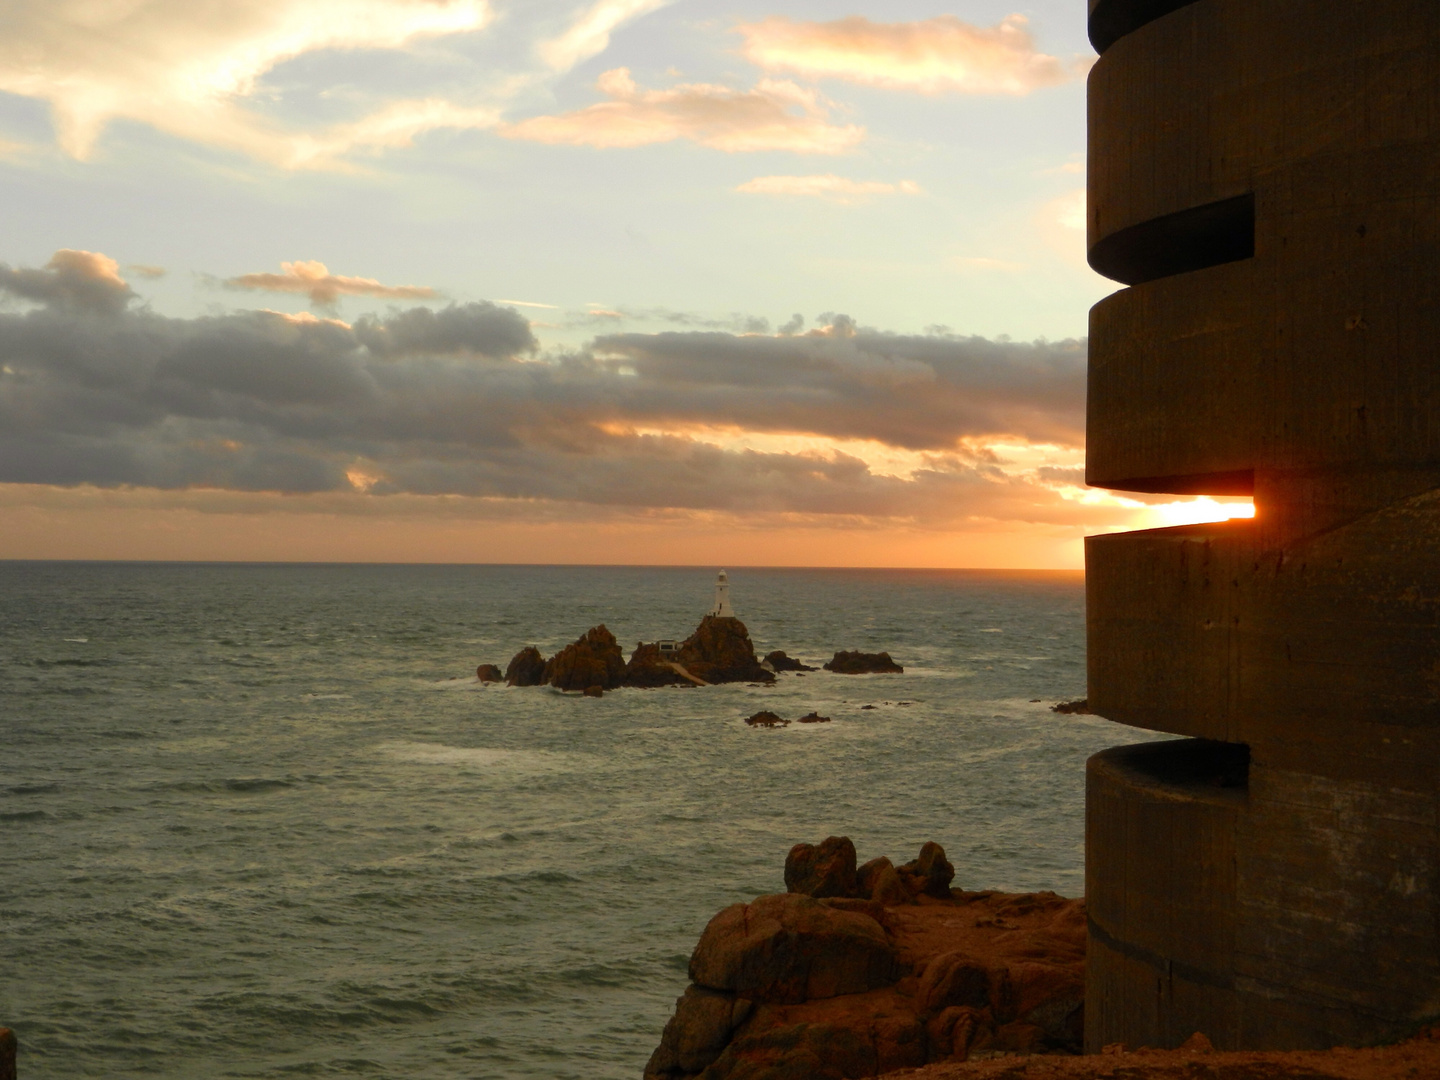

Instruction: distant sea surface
[1,562,1153,1079]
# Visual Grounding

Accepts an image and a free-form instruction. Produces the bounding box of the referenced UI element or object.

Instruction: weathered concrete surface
[1083,0,1440,1054]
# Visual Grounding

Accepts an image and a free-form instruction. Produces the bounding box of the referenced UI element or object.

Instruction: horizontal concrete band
[1085,494,1440,745]
[1086,140,1440,492]
[1086,741,1240,1050]
[1086,740,1440,1050]
[1087,0,1440,254]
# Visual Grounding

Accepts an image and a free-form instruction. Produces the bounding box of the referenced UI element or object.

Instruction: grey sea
[1,562,1152,1079]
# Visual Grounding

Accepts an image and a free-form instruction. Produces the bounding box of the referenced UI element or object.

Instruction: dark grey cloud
[0,251,1090,524]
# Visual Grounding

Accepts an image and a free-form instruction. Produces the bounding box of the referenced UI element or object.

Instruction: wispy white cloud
[539,0,673,71]
[737,174,921,203]
[501,68,863,153]
[226,260,438,306]
[0,0,493,164]
[737,14,1082,95]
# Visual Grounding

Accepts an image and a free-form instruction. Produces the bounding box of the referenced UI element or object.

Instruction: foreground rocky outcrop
[904,1030,1440,1079]
[645,838,1085,1080]
[825,651,904,674]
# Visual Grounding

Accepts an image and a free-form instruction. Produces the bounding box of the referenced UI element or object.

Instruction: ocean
[1,562,1154,1079]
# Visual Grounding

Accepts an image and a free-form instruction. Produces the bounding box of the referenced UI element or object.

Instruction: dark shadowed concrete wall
[1083,0,1440,1052]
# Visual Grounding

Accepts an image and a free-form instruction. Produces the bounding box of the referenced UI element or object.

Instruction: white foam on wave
[378,741,592,773]
[64,637,89,643]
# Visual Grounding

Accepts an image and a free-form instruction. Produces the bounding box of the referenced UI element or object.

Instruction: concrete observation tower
[1084,0,1440,1053]
[709,570,735,618]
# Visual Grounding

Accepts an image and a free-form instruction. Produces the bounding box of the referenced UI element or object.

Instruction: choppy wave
[1,562,1131,1080]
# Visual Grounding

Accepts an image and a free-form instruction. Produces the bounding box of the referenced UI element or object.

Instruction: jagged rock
[858,857,909,907]
[745,711,787,728]
[643,985,749,1078]
[899,841,955,899]
[825,650,904,674]
[544,625,626,692]
[689,893,896,1004]
[797,711,831,724]
[786,836,859,898]
[504,646,548,687]
[623,642,688,688]
[1051,698,1091,714]
[646,845,1091,1080]
[676,615,775,684]
[765,650,817,672]
[475,664,502,683]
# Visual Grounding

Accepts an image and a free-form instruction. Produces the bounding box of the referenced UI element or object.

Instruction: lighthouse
[709,570,734,618]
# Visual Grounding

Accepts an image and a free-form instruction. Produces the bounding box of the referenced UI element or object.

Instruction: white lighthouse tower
[709,570,735,618]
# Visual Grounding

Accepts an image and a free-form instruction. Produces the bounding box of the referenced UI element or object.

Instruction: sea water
[1,562,1155,1079]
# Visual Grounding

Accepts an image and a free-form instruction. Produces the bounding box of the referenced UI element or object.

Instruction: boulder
[765,650,817,672]
[503,646,548,687]
[623,642,687,688]
[475,664,503,683]
[796,711,831,724]
[689,893,896,1004]
[676,615,775,684]
[917,951,996,1014]
[898,841,955,899]
[824,650,904,674]
[785,836,859,898]
[745,711,787,728]
[643,985,749,1078]
[857,857,909,907]
[544,625,626,692]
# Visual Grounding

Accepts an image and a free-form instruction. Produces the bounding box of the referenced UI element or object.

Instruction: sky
[0,0,1251,567]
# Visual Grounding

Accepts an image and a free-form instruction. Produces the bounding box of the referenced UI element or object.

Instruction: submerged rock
[504,646,548,687]
[825,650,904,674]
[765,650,817,672]
[475,664,503,683]
[545,625,626,692]
[1051,698,1091,714]
[745,711,787,728]
[796,711,831,724]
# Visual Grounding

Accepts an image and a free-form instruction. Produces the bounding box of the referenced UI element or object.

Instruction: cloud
[0,249,136,315]
[226,261,439,306]
[539,0,674,71]
[500,68,863,153]
[0,250,1095,529]
[737,174,921,202]
[737,14,1081,95]
[0,0,493,164]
